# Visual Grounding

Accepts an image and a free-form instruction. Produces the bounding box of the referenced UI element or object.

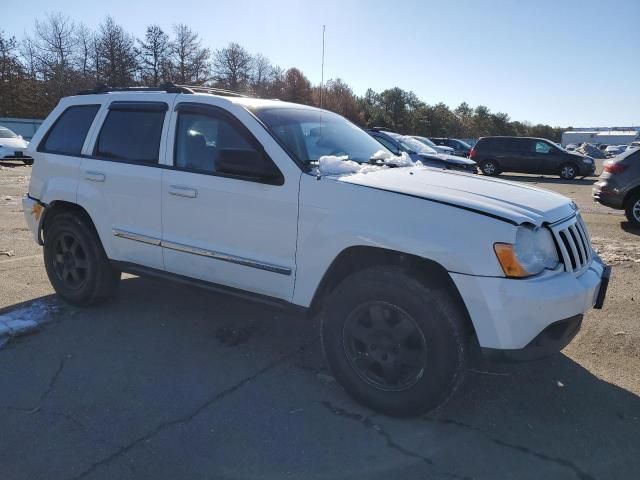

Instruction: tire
[559,163,578,180]
[480,159,499,176]
[625,191,640,227]
[43,212,120,306]
[321,266,469,416]
[23,159,34,166]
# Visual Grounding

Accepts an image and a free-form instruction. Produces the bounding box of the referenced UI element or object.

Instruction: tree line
[0,13,565,141]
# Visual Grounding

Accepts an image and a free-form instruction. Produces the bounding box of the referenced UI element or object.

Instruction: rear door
[160,99,301,301]
[532,140,560,174]
[77,94,176,269]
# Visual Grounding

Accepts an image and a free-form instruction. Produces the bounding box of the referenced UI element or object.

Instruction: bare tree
[250,53,273,96]
[168,24,209,85]
[75,23,94,82]
[281,67,313,105]
[212,42,252,91]
[139,25,169,86]
[95,16,139,86]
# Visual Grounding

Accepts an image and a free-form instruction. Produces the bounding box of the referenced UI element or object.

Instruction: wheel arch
[309,245,475,334]
[41,200,100,245]
[623,185,640,207]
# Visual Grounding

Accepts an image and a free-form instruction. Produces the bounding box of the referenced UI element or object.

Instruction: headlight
[582,157,593,164]
[494,226,559,278]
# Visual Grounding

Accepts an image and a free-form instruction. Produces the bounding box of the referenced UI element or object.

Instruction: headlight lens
[582,157,593,164]
[494,226,559,278]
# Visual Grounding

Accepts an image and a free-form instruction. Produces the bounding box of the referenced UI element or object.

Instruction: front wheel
[44,212,120,306]
[480,159,499,176]
[559,163,578,180]
[625,192,640,227]
[321,266,469,416]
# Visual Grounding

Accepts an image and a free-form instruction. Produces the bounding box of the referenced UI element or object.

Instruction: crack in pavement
[66,341,314,480]
[319,401,471,480]
[38,355,69,404]
[422,417,595,480]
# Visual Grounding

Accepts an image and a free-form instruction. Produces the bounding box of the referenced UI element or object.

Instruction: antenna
[320,25,326,109]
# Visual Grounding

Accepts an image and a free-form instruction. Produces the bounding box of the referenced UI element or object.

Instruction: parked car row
[365,128,478,173]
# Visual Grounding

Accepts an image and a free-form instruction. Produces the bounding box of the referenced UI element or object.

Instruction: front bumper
[451,255,608,352]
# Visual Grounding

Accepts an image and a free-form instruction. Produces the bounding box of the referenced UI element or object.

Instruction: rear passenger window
[95,104,166,164]
[40,105,100,155]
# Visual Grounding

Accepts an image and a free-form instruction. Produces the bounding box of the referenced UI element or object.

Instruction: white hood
[337,166,576,226]
[0,137,29,150]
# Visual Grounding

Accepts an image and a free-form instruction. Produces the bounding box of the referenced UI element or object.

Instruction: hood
[337,166,575,226]
[0,137,29,149]
[418,152,476,165]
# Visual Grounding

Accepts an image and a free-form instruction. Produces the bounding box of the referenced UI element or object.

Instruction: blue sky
[4,0,639,127]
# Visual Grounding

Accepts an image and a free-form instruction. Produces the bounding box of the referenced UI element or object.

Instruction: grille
[550,215,593,274]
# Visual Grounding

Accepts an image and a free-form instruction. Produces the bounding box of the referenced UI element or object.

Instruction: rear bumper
[451,255,607,351]
[22,195,45,245]
[592,182,624,209]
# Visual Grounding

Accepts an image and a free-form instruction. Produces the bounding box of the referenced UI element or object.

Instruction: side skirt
[111,260,309,316]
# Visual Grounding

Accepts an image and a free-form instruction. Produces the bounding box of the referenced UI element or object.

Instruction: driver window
[535,141,552,154]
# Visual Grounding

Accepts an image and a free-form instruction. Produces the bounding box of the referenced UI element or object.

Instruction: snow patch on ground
[317,150,418,176]
[591,237,640,264]
[0,300,61,348]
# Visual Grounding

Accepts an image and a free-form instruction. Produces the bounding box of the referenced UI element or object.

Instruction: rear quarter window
[39,105,100,155]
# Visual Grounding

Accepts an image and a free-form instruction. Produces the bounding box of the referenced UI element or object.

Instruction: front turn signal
[493,243,530,278]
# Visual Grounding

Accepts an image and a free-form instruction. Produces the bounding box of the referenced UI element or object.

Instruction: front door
[161,102,300,301]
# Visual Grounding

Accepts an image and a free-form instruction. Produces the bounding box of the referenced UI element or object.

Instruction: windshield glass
[414,136,439,149]
[251,107,391,163]
[455,139,472,149]
[0,128,18,139]
[391,134,437,155]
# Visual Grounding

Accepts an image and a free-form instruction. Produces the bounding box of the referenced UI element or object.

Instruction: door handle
[85,171,105,182]
[168,185,198,198]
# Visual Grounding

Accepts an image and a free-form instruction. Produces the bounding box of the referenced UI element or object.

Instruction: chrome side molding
[112,229,291,276]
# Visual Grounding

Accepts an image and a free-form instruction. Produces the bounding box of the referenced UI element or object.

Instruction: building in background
[561,127,640,147]
[0,118,43,140]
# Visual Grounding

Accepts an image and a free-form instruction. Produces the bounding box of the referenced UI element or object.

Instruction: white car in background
[0,126,33,164]
[604,145,625,158]
[412,136,456,155]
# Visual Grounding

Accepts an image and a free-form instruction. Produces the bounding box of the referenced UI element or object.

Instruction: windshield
[391,134,438,155]
[455,139,472,149]
[414,136,439,149]
[251,107,392,163]
[0,128,18,139]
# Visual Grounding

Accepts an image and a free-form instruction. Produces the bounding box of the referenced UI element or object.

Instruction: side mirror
[216,149,283,184]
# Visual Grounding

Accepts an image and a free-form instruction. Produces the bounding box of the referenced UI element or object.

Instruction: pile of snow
[0,300,60,348]
[318,150,418,176]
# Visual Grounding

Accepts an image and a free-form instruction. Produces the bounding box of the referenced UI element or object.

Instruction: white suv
[23,84,610,415]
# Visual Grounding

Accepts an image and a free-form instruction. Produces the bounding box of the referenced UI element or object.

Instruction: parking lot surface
[1,162,638,479]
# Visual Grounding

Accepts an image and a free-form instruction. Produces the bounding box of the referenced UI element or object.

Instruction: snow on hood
[0,137,29,149]
[318,150,416,175]
[334,166,576,226]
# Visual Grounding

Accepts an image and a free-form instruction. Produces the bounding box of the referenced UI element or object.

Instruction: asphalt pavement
[0,162,638,480]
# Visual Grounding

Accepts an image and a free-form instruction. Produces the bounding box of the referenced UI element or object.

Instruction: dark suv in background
[470,136,596,180]
[430,138,472,157]
[593,147,640,227]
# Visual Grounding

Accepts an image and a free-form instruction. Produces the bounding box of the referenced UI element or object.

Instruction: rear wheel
[480,159,499,176]
[559,163,578,180]
[321,266,469,416]
[44,212,120,306]
[23,159,34,166]
[625,192,640,227]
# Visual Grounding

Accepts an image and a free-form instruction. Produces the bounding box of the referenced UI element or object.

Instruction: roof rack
[77,82,248,98]
[368,126,394,132]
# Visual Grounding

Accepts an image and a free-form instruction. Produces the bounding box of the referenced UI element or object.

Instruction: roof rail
[368,126,393,132]
[77,82,248,97]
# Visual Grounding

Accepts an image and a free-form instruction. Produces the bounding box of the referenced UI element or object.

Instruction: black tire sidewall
[625,193,640,227]
[44,214,108,305]
[322,267,467,416]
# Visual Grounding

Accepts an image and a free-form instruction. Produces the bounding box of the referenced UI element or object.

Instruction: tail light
[604,163,628,174]
[469,147,477,159]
